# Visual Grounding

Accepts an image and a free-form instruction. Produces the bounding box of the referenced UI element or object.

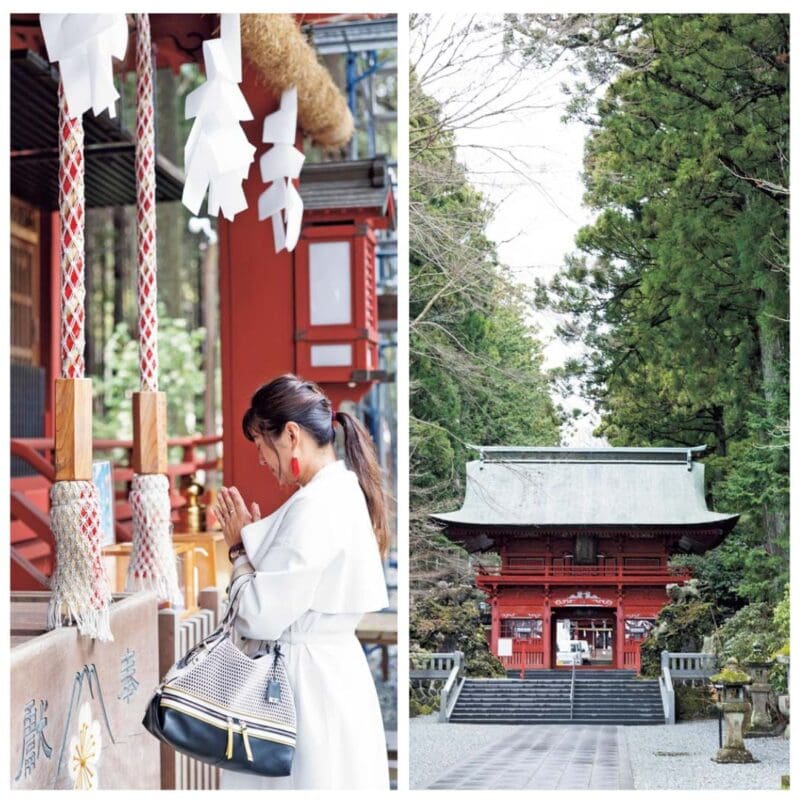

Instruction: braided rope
[128,15,182,606]
[127,474,182,604]
[58,81,86,380]
[48,481,113,641]
[136,13,158,393]
[49,80,112,641]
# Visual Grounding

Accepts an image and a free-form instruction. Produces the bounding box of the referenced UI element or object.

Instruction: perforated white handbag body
[143,576,297,776]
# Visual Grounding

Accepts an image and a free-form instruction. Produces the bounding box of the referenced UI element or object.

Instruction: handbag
[142,575,296,776]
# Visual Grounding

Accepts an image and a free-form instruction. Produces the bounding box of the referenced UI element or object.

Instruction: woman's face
[253,430,292,485]
[254,433,286,483]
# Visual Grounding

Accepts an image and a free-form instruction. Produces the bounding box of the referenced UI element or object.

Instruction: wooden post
[54,377,93,480]
[132,390,168,474]
[616,593,626,669]
[543,592,552,670]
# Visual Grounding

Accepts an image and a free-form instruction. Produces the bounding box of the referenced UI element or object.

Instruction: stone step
[451,672,664,725]
[506,669,638,679]
[449,716,663,725]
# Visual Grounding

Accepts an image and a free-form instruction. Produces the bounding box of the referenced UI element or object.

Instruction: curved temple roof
[431,446,739,530]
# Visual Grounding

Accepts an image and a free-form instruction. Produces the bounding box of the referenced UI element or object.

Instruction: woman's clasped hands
[213,485,262,548]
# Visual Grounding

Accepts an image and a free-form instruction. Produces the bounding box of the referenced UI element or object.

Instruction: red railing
[622,641,641,670]
[476,561,691,580]
[10,435,223,583]
[12,435,222,490]
[499,641,545,675]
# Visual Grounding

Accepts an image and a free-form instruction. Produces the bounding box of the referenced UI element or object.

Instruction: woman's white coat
[218,459,389,790]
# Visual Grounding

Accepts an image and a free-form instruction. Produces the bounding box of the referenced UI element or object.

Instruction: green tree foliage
[94,312,206,449]
[410,584,505,677]
[717,602,783,663]
[639,600,719,676]
[409,54,560,669]
[410,73,560,516]
[519,14,789,605]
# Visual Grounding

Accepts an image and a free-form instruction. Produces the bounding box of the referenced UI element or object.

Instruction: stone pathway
[426,725,633,790]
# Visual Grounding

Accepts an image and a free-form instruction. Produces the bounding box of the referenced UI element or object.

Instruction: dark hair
[242,374,389,558]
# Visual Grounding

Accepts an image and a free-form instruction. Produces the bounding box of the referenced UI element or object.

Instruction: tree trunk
[202,241,219,440]
[113,206,128,333]
[756,268,789,557]
[155,67,183,318]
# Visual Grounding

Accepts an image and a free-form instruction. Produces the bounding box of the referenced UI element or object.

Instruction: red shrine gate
[433,446,739,674]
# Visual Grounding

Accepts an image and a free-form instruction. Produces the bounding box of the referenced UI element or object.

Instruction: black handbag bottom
[142,694,294,777]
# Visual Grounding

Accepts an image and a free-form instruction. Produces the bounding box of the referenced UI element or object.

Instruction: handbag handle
[220,572,252,632]
[225,573,281,657]
[172,573,253,672]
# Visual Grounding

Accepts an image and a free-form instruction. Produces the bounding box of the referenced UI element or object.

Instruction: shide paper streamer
[40,13,128,118]
[258,87,305,253]
[182,14,256,222]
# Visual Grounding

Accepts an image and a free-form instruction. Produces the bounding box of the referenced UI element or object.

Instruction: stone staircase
[448,670,664,725]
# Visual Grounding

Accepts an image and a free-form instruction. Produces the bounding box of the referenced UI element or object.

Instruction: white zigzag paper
[258,87,305,253]
[182,14,255,222]
[40,13,128,118]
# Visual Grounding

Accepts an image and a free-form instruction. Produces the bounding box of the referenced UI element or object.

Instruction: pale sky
[413,16,606,445]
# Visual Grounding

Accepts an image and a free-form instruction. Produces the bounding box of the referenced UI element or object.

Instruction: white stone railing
[410,651,465,722]
[659,651,718,725]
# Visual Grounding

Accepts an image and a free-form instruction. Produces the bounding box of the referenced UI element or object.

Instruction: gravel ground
[410,714,523,789]
[624,720,789,790]
[411,716,790,790]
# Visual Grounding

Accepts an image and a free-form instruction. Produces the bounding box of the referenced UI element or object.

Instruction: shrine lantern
[294,156,395,398]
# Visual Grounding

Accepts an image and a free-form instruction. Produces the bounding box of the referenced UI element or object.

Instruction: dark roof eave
[11,49,184,209]
[430,516,740,534]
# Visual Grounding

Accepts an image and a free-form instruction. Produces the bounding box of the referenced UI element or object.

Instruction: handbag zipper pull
[225,717,234,759]
[239,720,255,762]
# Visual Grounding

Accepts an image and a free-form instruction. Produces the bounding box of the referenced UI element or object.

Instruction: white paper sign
[497,638,513,657]
[257,87,305,253]
[40,13,128,118]
[182,14,255,221]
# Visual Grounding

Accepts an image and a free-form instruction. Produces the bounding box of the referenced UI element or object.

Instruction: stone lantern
[711,657,758,764]
[744,643,774,737]
[776,653,790,739]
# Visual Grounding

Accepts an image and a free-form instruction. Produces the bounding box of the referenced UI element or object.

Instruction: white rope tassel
[127,474,182,604]
[48,481,113,641]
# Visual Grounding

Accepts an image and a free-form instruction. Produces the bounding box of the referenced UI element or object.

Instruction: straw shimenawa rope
[240,14,354,150]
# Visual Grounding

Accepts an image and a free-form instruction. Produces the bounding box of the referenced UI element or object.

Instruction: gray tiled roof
[431,446,739,529]
[299,156,392,214]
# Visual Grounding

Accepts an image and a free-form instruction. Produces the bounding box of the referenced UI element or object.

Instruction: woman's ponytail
[243,374,390,559]
[335,410,389,559]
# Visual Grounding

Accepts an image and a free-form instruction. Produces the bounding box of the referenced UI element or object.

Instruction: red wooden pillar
[542,590,552,669]
[218,59,296,517]
[615,591,626,669]
[490,593,499,655]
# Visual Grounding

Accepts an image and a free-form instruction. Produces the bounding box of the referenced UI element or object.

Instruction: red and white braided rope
[128,15,182,606]
[49,80,113,641]
[58,81,86,380]
[127,474,182,604]
[48,481,113,641]
[136,13,158,393]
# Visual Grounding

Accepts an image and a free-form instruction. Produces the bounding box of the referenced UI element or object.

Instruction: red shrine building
[432,446,739,673]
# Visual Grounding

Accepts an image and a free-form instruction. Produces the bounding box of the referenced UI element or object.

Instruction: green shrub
[639,601,719,677]
[675,684,717,720]
[410,584,505,677]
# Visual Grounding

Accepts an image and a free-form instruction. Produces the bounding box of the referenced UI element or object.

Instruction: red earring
[290,456,300,479]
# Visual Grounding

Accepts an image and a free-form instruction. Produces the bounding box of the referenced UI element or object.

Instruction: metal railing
[569,659,577,720]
